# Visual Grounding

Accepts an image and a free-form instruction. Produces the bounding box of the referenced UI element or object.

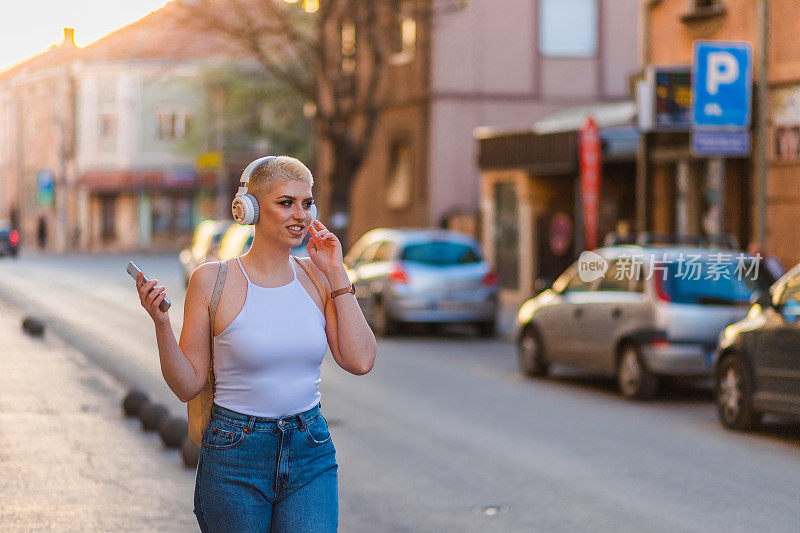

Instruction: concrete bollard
[140,403,169,432]
[181,437,200,468]
[158,416,188,449]
[122,390,150,418]
[21,316,45,337]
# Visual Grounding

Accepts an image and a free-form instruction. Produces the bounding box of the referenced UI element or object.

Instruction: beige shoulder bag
[187,260,228,446]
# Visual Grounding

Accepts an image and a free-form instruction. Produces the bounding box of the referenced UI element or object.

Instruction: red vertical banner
[580,117,602,250]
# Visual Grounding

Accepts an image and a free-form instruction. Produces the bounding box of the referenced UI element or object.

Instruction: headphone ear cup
[232,194,259,225]
[245,194,259,224]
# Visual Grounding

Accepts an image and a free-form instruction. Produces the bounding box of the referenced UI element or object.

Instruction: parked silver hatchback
[345,228,498,336]
[515,243,773,399]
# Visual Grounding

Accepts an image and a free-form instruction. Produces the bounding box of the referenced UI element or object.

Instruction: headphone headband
[239,156,277,187]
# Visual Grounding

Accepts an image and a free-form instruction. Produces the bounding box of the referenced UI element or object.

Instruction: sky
[0,0,171,71]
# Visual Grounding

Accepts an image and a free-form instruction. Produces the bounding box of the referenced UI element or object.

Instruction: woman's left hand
[306,220,344,275]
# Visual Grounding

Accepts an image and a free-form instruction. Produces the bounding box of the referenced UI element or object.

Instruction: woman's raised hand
[136,272,169,324]
[306,220,344,275]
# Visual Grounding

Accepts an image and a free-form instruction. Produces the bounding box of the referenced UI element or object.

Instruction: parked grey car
[515,244,772,399]
[179,219,228,286]
[344,228,498,336]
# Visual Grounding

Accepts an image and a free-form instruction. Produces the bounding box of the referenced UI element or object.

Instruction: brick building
[643,0,800,269]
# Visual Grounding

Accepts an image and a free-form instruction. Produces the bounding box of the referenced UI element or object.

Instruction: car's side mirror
[533,277,552,295]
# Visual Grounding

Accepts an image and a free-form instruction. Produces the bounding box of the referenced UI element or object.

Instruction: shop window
[386,141,413,210]
[774,126,800,161]
[98,114,117,151]
[174,197,194,232]
[690,0,723,10]
[391,0,416,63]
[539,0,597,58]
[157,110,193,141]
[341,20,356,73]
[151,196,172,234]
[151,196,195,234]
[681,0,726,22]
[494,182,519,290]
[100,196,116,240]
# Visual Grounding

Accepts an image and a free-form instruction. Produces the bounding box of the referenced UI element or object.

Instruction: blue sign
[692,41,752,128]
[691,130,751,157]
[36,169,55,206]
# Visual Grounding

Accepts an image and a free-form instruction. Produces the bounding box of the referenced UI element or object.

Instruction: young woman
[136,156,377,532]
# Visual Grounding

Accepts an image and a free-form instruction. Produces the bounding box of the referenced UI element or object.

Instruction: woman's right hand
[136,272,169,325]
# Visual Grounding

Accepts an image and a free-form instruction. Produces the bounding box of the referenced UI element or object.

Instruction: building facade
[642,0,800,270]
[642,0,759,258]
[319,0,641,249]
[0,3,248,253]
[469,0,642,307]
[0,30,79,252]
[763,0,800,268]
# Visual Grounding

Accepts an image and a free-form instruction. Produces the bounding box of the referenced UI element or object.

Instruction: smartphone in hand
[126,260,171,312]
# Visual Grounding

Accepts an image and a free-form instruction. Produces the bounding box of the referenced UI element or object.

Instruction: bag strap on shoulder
[208,261,228,389]
[292,256,329,309]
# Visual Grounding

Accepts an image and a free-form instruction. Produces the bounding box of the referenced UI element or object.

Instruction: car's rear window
[400,241,481,265]
[661,258,770,305]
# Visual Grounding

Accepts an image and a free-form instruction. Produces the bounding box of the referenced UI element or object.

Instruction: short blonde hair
[248,156,313,197]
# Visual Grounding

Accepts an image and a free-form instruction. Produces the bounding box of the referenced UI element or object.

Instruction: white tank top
[212,257,328,417]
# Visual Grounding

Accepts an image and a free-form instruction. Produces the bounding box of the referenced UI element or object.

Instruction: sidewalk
[0,301,197,532]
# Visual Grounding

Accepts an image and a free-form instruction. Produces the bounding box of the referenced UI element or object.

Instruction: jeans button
[278,420,285,427]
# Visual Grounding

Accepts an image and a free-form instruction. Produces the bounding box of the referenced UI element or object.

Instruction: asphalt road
[0,253,798,532]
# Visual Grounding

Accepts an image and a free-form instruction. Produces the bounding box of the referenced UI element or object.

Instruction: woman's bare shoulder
[187,261,227,300]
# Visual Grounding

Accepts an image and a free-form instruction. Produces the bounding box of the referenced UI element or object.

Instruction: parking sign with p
[692,41,752,128]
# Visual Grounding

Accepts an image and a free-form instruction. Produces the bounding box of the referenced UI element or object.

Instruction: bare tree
[177,0,464,240]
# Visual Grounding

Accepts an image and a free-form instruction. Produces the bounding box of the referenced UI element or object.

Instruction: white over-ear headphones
[232,156,276,225]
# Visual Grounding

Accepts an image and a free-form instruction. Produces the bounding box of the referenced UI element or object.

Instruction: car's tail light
[9,230,18,247]
[653,273,670,302]
[388,266,409,284]
[649,339,670,349]
[482,270,498,287]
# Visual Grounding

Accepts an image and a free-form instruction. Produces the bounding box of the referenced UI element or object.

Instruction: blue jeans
[194,403,338,532]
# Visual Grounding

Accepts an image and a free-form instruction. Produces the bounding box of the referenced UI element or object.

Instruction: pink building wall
[427,0,641,228]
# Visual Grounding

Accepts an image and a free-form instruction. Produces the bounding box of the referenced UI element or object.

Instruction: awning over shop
[530,101,636,135]
[475,101,639,173]
[77,167,216,193]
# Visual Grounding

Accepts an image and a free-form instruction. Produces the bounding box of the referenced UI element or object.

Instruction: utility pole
[756,0,769,246]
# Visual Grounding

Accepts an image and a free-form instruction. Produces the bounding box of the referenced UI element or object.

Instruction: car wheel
[617,344,658,400]
[716,354,762,431]
[517,327,549,378]
[373,300,399,337]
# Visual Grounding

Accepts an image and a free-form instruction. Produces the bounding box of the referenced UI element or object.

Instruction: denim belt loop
[246,416,256,434]
[297,411,309,431]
